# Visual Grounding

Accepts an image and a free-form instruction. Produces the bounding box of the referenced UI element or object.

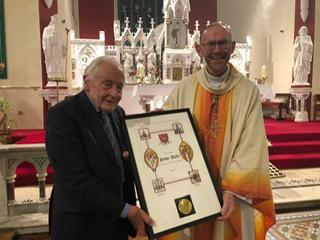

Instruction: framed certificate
[125,108,222,239]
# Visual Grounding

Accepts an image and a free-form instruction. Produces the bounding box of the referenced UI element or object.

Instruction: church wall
[312,0,320,94]
[78,0,115,45]
[189,0,217,30]
[76,0,143,114]
[1,1,318,130]
[0,0,44,129]
[57,0,77,35]
[121,86,144,114]
[217,0,295,93]
[75,0,219,115]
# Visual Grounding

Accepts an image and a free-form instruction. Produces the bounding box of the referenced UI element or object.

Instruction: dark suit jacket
[46,90,136,240]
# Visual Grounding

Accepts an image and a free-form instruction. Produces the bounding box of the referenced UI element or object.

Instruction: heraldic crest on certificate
[125,109,221,239]
[140,120,201,194]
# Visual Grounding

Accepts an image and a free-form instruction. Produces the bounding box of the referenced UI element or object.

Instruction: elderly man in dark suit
[46,56,153,240]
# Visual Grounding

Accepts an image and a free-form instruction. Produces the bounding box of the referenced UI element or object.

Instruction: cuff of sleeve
[223,190,252,204]
[120,203,131,218]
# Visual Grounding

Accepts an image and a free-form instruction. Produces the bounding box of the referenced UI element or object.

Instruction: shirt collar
[85,91,100,113]
[205,65,230,88]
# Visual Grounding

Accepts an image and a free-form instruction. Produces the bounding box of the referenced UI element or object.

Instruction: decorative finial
[138,17,143,29]
[150,18,155,29]
[195,20,199,31]
[44,0,53,9]
[124,17,130,29]
[300,0,309,22]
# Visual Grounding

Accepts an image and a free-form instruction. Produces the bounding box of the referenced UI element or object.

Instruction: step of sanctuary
[269,152,320,169]
[271,167,320,212]
[1,168,319,238]
[265,119,320,169]
[0,213,48,236]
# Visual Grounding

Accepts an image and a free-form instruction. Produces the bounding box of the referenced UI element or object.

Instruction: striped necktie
[99,112,124,182]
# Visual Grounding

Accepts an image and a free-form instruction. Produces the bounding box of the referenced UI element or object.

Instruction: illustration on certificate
[138,121,202,193]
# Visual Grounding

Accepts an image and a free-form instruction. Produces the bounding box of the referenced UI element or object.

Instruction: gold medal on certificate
[178,198,193,215]
[175,195,196,218]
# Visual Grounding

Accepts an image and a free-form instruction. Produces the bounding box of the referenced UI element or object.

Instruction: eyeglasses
[201,40,231,50]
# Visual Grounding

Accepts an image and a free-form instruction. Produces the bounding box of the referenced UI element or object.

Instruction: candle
[261,65,267,79]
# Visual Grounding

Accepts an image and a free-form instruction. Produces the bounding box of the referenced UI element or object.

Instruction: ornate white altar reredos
[70,30,106,89]
[230,42,251,78]
[66,0,251,88]
[162,0,192,83]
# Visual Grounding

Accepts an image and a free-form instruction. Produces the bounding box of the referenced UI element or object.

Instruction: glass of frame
[125,108,222,239]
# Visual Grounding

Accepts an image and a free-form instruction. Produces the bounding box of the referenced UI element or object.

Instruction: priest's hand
[217,191,235,221]
[128,205,154,236]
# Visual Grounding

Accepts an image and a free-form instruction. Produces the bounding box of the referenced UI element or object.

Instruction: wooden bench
[262,93,292,120]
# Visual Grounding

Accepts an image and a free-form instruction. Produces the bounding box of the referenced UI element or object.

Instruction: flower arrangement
[0,96,10,111]
[0,96,13,144]
[0,63,5,72]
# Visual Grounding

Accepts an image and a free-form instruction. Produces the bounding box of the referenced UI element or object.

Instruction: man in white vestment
[160,22,275,240]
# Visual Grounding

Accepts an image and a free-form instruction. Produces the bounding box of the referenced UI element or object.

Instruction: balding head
[196,21,235,76]
[201,21,233,44]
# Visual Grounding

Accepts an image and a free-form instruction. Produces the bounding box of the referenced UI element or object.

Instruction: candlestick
[261,65,267,79]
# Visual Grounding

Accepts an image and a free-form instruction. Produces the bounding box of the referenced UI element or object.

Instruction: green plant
[0,97,13,144]
[0,96,10,112]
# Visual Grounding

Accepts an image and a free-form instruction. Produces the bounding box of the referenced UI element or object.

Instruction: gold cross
[209,118,222,138]
[209,95,221,138]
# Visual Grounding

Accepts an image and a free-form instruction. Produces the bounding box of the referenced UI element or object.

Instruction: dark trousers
[51,210,129,240]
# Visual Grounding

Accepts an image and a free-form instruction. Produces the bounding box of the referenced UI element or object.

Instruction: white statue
[42,14,67,80]
[137,59,145,84]
[293,26,313,85]
[147,49,157,83]
[123,52,134,84]
[113,20,121,39]
[136,50,145,84]
[190,38,201,73]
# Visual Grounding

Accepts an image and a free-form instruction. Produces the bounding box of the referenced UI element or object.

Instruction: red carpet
[11,119,320,186]
[265,119,320,169]
[12,129,45,144]
[11,130,53,187]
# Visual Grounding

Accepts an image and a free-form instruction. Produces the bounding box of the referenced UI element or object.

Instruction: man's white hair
[84,56,123,80]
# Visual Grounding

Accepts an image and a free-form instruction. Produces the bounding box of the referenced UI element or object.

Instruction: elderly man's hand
[127,206,154,236]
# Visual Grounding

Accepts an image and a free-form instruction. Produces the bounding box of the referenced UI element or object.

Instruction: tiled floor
[272,168,320,211]
[0,168,319,239]
[266,209,320,240]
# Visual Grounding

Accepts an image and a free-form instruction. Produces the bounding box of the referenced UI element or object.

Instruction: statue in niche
[146,48,158,83]
[42,14,67,81]
[123,52,135,84]
[136,50,145,84]
[293,26,313,85]
[113,20,121,39]
[190,38,201,73]
[137,59,145,84]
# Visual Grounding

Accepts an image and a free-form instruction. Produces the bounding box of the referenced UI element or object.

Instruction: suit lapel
[78,91,117,164]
